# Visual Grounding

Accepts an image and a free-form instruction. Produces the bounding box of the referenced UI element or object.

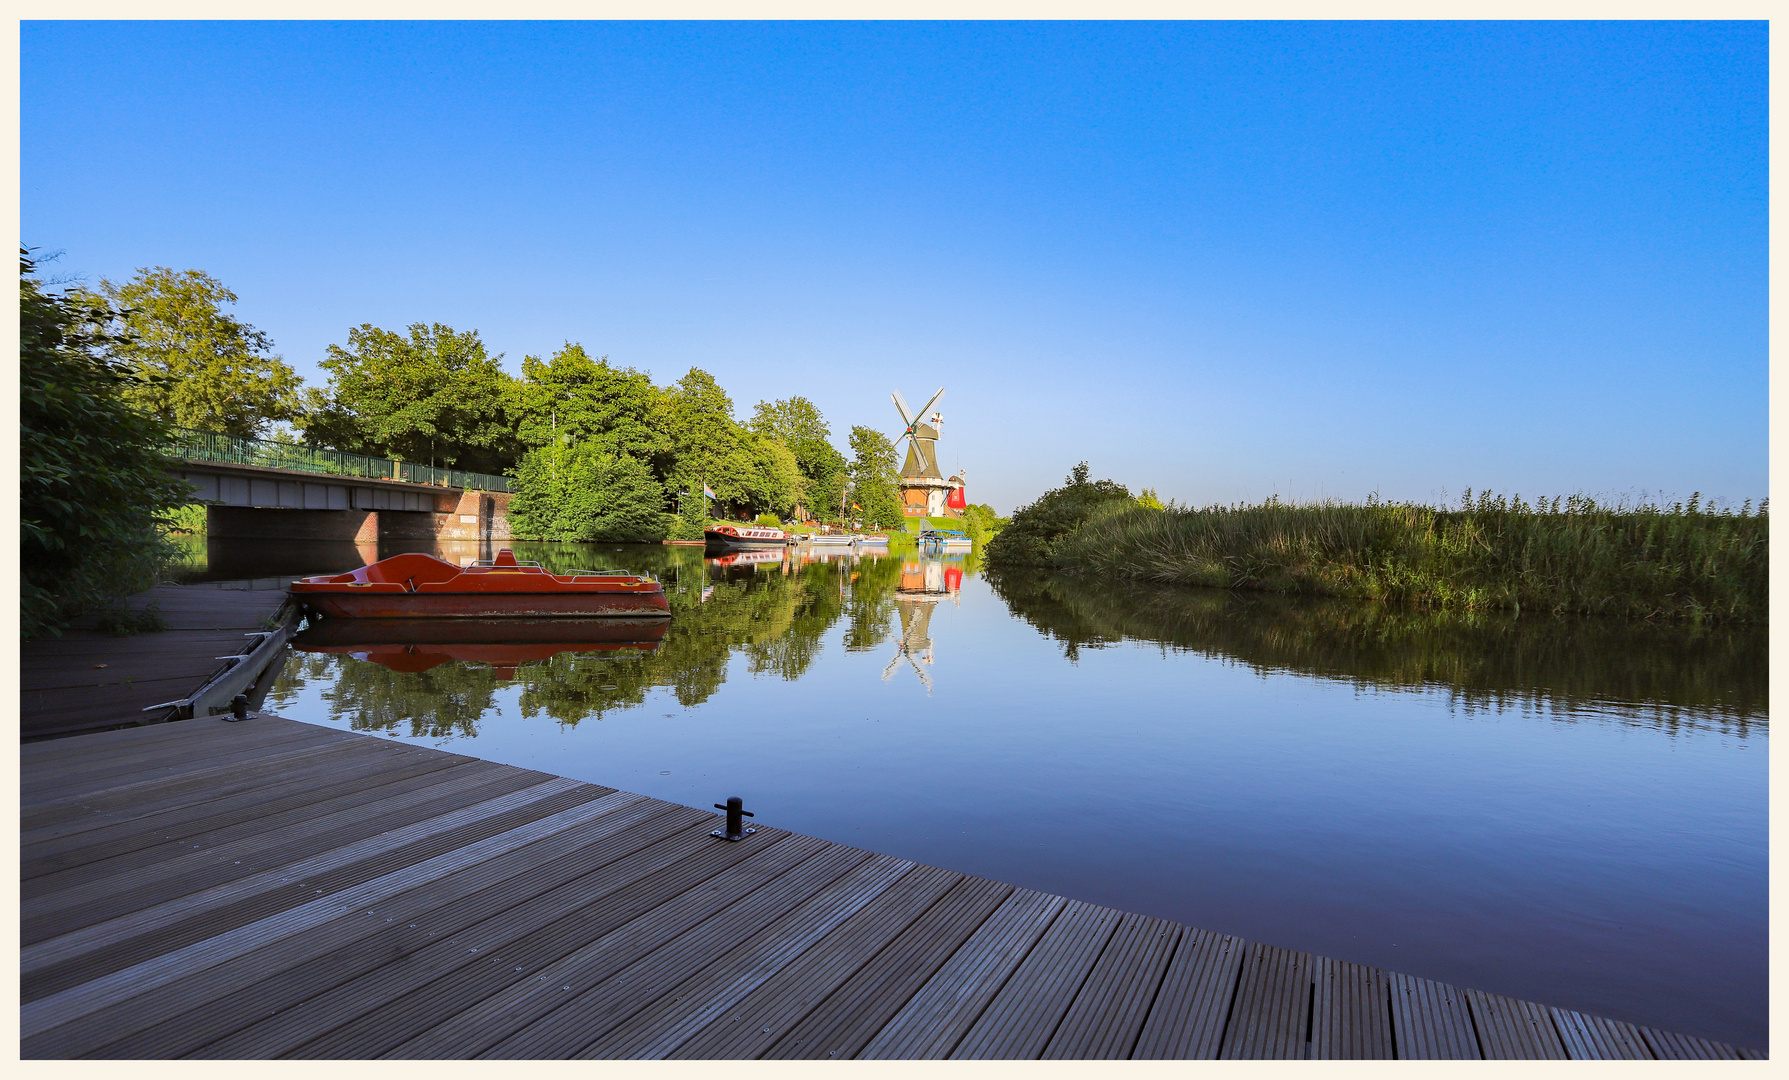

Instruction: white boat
[798,533,856,547]
[919,529,973,552]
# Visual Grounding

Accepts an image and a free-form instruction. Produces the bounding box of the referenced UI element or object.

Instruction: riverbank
[991,487,1767,623]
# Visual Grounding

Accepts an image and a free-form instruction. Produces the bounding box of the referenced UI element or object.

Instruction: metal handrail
[166,427,512,493]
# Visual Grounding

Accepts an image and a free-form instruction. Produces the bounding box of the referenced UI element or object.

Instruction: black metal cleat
[225,694,256,722]
[711,796,756,841]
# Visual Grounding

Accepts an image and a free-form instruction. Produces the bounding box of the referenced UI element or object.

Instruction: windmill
[891,387,961,520]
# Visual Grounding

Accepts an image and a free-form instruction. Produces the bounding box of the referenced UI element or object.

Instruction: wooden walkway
[19,715,1763,1060]
[21,585,290,742]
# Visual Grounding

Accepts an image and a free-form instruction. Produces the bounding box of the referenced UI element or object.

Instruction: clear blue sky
[22,21,1766,514]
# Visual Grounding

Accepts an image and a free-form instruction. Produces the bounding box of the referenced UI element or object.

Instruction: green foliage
[656,368,804,517]
[987,570,1764,727]
[510,343,666,464]
[21,251,191,638]
[846,425,903,529]
[508,443,667,542]
[1037,489,1768,623]
[754,512,783,527]
[304,322,518,473]
[984,462,1134,569]
[1137,487,1166,511]
[960,502,1009,544]
[750,396,849,520]
[68,267,304,438]
[666,486,710,541]
[161,503,209,534]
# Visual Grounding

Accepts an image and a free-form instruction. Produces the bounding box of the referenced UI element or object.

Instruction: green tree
[657,368,804,517]
[984,461,1133,568]
[847,424,904,529]
[510,343,666,465]
[508,444,667,542]
[69,267,304,437]
[304,323,518,473]
[21,252,192,637]
[749,395,849,520]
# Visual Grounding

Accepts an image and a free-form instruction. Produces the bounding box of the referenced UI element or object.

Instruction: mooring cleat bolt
[712,795,756,840]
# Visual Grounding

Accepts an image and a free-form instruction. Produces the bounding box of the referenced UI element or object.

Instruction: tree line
[54,261,919,544]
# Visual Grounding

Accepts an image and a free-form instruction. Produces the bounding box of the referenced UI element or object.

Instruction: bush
[984,462,1133,569]
[21,251,190,637]
[755,512,782,528]
[509,443,667,542]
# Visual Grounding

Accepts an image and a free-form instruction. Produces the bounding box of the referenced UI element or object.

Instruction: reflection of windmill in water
[892,387,967,521]
[881,557,964,691]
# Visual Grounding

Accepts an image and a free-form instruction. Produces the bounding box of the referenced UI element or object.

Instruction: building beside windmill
[891,387,966,520]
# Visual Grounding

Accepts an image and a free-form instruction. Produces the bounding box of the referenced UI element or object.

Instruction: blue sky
[22,21,1766,513]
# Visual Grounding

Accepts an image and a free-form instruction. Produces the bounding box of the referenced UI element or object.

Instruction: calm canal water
[179,536,1767,1051]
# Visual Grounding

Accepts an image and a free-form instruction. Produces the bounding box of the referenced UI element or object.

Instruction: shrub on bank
[1032,490,1766,623]
[21,252,191,638]
[984,462,1134,568]
[509,443,668,542]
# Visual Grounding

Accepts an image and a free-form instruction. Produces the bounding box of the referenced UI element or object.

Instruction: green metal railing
[168,427,512,493]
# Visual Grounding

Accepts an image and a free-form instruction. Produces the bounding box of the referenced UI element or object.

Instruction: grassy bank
[987,470,1767,623]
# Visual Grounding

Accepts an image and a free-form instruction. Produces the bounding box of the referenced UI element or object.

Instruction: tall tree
[749,395,849,520]
[509,343,666,466]
[69,267,304,438]
[657,368,804,516]
[508,444,667,542]
[21,252,192,637]
[304,322,518,473]
[847,425,903,529]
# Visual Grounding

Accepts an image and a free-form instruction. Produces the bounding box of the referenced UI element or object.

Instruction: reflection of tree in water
[271,543,914,735]
[986,569,1766,736]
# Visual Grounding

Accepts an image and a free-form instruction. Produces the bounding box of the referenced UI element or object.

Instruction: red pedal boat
[289,549,671,619]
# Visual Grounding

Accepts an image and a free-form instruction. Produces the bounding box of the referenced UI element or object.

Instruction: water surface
[192,538,1766,1050]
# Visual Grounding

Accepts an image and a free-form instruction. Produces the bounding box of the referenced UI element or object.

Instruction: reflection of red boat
[292,617,667,675]
[710,548,786,569]
[289,549,670,619]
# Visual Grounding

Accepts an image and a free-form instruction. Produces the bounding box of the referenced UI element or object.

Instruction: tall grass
[1047,490,1767,623]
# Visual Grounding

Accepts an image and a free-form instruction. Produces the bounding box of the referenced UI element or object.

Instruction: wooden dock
[19,714,1763,1060]
[21,584,291,742]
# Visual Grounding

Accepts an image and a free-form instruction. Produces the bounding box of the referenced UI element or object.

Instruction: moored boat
[703,524,789,555]
[919,528,973,552]
[856,533,890,547]
[798,532,856,547]
[288,549,670,619]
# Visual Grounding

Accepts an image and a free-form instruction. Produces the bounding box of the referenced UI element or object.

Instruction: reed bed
[1043,491,1767,623]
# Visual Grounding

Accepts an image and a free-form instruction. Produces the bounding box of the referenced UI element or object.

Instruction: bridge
[167,428,513,543]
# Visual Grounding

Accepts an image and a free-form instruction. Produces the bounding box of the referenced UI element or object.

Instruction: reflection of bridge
[168,428,512,542]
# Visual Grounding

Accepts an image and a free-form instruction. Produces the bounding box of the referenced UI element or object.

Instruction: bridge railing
[168,427,513,493]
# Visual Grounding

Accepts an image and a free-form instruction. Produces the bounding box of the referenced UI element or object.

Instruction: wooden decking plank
[22,787,639,1057]
[21,732,374,827]
[22,722,348,800]
[23,714,336,777]
[1131,927,1247,1059]
[1638,1026,1746,1060]
[1550,1007,1652,1060]
[664,864,963,1060]
[1465,989,1567,1059]
[23,762,545,940]
[950,899,1124,1059]
[24,757,524,900]
[22,745,459,872]
[1219,941,1312,1060]
[385,832,832,1059]
[253,816,769,1061]
[21,709,274,765]
[23,777,597,984]
[856,888,1066,1060]
[601,851,930,1051]
[1388,972,1479,1059]
[27,784,616,1002]
[1041,912,1180,1060]
[94,802,703,1059]
[1310,956,1392,1059]
[461,841,867,1060]
[21,737,440,836]
[764,876,1014,1060]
